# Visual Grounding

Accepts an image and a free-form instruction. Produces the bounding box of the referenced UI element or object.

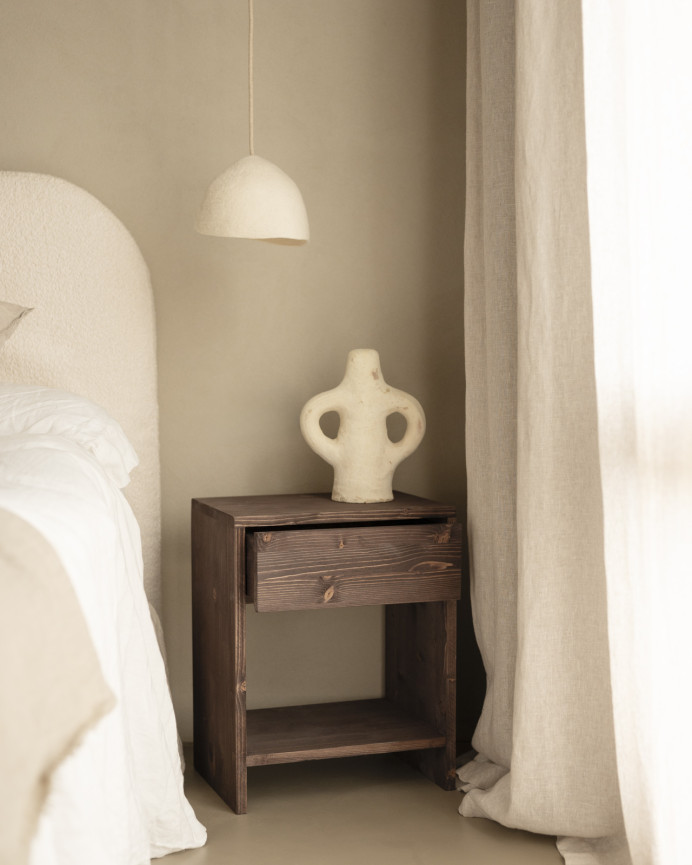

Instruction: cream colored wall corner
[0,0,466,741]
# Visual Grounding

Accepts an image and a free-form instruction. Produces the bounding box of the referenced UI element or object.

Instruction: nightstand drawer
[247,522,461,612]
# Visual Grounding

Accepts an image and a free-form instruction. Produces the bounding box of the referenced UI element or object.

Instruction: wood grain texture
[191,502,248,813]
[385,600,458,790]
[194,491,455,527]
[249,522,462,612]
[246,699,446,766]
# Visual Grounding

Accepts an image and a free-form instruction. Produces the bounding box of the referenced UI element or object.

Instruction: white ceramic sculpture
[300,349,426,503]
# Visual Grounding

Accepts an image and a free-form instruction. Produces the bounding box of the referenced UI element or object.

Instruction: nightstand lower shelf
[246,698,446,766]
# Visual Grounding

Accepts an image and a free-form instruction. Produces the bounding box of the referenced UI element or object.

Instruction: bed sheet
[0,432,206,865]
[0,506,115,865]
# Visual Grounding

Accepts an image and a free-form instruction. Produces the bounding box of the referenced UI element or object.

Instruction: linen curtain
[459,2,692,864]
[582,2,692,863]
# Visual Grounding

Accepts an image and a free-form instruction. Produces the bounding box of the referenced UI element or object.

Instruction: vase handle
[385,392,426,464]
[299,390,341,466]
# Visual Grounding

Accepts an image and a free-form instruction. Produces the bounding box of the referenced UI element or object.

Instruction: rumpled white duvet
[0,385,206,865]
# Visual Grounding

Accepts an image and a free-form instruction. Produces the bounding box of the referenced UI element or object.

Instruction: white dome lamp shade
[196,155,309,243]
[195,0,309,244]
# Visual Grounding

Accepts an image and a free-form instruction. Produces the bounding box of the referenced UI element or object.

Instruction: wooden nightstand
[191,492,462,814]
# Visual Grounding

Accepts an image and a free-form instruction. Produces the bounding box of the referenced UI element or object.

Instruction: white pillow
[0,301,32,348]
[0,384,138,488]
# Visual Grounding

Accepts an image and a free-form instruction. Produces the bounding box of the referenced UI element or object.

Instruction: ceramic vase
[300,349,426,503]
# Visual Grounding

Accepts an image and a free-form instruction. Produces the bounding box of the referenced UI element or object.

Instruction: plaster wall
[0,0,468,740]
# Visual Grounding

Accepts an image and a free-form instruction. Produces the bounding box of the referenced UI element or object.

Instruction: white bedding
[0,385,206,864]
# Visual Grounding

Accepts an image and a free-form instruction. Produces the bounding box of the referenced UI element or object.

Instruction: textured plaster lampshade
[195,154,310,243]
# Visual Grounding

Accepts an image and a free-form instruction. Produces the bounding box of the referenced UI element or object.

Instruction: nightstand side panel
[385,594,458,789]
[191,501,248,813]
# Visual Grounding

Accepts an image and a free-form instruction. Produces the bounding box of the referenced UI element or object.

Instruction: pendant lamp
[195,0,309,243]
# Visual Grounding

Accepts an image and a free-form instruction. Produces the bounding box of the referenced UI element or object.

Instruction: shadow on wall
[424,0,486,748]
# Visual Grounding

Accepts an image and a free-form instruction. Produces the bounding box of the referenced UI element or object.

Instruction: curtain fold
[463,0,518,774]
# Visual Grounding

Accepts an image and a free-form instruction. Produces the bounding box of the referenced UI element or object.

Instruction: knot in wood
[262,532,272,543]
[434,527,452,544]
[323,586,335,602]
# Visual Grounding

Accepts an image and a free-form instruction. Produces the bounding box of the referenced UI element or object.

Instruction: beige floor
[172,751,563,865]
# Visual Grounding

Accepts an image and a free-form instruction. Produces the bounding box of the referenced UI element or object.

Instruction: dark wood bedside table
[191,491,462,814]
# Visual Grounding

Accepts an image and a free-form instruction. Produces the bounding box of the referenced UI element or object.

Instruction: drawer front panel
[247,522,461,612]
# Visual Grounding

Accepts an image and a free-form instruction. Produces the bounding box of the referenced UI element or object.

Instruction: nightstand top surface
[192,491,456,527]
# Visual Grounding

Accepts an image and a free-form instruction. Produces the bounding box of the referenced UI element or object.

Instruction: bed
[0,171,206,865]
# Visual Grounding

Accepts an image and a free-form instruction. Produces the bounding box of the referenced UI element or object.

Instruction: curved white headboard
[0,172,161,612]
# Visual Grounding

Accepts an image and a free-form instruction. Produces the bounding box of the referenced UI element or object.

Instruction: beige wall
[0,0,467,740]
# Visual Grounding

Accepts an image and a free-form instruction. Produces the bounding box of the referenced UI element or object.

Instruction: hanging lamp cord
[248,0,255,155]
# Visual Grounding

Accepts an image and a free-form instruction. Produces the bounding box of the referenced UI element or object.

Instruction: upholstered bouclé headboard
[0,171,162,612]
